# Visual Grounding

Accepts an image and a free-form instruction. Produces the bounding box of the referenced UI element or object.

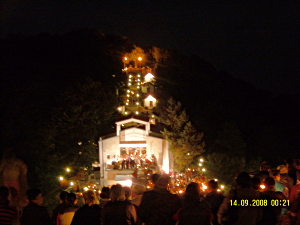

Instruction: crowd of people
[1,158,300,225]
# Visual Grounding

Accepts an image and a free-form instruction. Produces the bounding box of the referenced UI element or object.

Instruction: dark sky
[1,1,299,95]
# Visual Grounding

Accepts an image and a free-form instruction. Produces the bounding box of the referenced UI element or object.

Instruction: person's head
[123,186,131,200]
[285,158,295,168]
[83,190,96,206]
[26,188,43,205]
[156,174,170,189]
[264,177,275,190]
[270,169,280,181]
[277,165,288,174]
[66,192,77,206]
[110,184,125,202]
[236,172,251,188]
[251,176,261,191]
[0,186,9,200]
[207,180,218,191]
[59,191,68,203]
[100,187,110,199]
[260,162,270,172]
[151,173,161,186]
[184,182,201,205]
[133,184,146,196]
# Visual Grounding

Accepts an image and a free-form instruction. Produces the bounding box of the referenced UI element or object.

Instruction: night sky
[1,1,299,95]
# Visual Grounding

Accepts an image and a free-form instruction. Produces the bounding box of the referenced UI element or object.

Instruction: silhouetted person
[70,190,101,225]
[138,174,182,225]
[52,191,68,224]
[0,186,18,225]
[101,184,137,225]
[218,172,262,225]
[205,180,224,225]
[58,193,79,225]
[20,188,51,225]
[174,182,212,225]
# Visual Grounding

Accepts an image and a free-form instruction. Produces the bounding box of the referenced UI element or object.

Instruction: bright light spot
[70,182,74,186]
[179,190,183,194]
[217,189,221,192]
[127,94,129,97]
[152,115,154,117]
[221,185,225,189]
[66,168,70,172]
[202,168,206,172]
[187,153,190,155]
[84,187,88,191]
[118,107,122,111]
[214,179,218,181]
[137,86,140,89]
[200,158,204,162]
[199,163,202,166]
[137,79,140,81]
[127,90,130,93]
[202,183,207,190]
[129,75,132,78]
[78,142,82,145]
[137,83,140,85]
[128,83,131,86]
[59,176,64,181]
[136,111,139,114]
[118,179,132,187]
[138,57,142,61]
[136,94,139,97]
[124,57,128,60]
[136,102,139,105]
[138,74,140,77]
[126,103,128,105]
[125,112,128,114]
[260,184,265,189]
[129,79,131,82]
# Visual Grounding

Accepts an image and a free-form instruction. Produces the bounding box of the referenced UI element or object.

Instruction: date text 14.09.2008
[230,199,289,207]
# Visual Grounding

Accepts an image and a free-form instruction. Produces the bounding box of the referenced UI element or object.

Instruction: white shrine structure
[98,116,171,187]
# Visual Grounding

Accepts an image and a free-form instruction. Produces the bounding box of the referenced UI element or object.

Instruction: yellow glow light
[59,176,63,181]
[138,74,140,77]
[199,163,202,166]
[126,103,128,105]
[124,57,128,60]
[136,102,139,105]
[66,168,70,172]
[136,111,139,114]
[118,107,122,111]
[214,179,218,181]
[70,182,74,186]
[136,94,139,97]
[127,94,129,97]
[129,79,131,81]
[137,86,140,88]
[128,83,131,86]
[129,75,132,78]
[127,90,130,93]
[200,158,204,162]
[202,168,206,172]
[221,185,225,189]
[83,187,88,191]
[260,184,265,189]
[138,57,142,61]
[125,112,128,114]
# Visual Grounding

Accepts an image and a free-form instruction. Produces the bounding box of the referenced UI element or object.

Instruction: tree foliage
[156,98,205,171]
[52,78,121,169]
